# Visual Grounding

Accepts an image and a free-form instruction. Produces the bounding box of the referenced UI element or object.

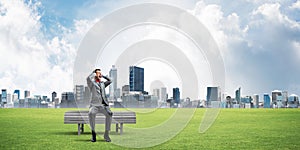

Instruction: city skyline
[0,0,300,99]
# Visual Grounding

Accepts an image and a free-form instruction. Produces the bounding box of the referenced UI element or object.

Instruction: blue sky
[0,0,300,99]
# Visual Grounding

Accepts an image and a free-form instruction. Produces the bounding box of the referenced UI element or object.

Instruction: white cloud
[0,0,97,98]
[290,0,300,9]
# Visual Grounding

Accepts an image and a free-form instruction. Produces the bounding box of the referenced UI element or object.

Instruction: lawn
[0,108,299,149]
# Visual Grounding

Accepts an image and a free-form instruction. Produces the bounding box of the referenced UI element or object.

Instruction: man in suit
[87,69,113,142]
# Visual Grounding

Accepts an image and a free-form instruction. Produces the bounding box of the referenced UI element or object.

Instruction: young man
[87,69,113,142]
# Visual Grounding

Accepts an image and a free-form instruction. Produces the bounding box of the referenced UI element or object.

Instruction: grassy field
[0,108,299,149]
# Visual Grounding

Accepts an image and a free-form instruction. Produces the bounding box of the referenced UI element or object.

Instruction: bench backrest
[64,110,136,124]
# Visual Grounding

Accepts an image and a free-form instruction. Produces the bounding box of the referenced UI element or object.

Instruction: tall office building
[253,94,259,108]
[272,90,283,108]
[235,87,241,104]
[129,66,144,92]
[122,85,130,96]
[153,88,160,100]
[60,92,76,108]
[109,65,118,100]
[13,90,20,99]
[7,93,12,104]
[24,90,30,98]
[287,94,299,108]
[207,86,221,107]
[74,85,84,104]
[1,89,7,103]
[282,91,288,107]
[161,87,167,102]
[173,87,180,104]
[84,86,91,102]
[12,93,18,102]
[263,93,271,108]
[52,91,57,102]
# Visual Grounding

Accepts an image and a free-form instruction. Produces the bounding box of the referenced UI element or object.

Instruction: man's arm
[87,72,97,89]
[102,75,112,87]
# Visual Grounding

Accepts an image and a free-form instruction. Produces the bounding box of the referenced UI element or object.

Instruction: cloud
[189,0,300,97]
[0,0,97,98]
[290,1,300,9]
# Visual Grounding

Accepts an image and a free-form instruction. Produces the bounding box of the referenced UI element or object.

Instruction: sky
[0,0,300,100]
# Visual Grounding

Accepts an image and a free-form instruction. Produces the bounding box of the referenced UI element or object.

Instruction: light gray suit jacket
[87,72,112,106]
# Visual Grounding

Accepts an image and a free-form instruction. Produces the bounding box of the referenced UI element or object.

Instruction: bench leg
[116,123,119,133]
[81,124,84,133]
[120,123,123,135]
[77,124,81,135]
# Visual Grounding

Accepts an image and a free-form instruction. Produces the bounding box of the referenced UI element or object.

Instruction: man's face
[95,70,102,78]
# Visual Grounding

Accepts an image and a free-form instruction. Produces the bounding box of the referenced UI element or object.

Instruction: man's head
[94,69,102,79]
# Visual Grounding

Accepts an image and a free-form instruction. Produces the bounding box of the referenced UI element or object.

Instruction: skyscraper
[74,85,85,107]
[173,87,180,104]
[12,93,18,102]
[129,66,144,92]
[272,90,283,108]
[122,85,130,96]
[153,88,160,98]
[253,94,259,108]
[24,90,30,99]
[84,86,91,103]
[14,90,20,99]
[206,86,221,108]
[235,87,241,104]
[1,89,7,103]
[264,93,271,108]
[60,92,76,108]
[287,94,299,108]
[52,91,57,102]
[161,87,167,102]
[109,65,118,100]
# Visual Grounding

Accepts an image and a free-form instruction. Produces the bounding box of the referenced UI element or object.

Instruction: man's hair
[94,69,101,73]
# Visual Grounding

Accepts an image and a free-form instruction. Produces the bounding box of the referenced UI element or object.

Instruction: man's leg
[88,106,98,142]
[99,106,113,142]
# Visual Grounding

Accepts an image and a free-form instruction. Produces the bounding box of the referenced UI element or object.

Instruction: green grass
[0,108,299,149]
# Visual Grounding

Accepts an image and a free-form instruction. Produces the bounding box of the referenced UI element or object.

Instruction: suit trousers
[88,105,112,131]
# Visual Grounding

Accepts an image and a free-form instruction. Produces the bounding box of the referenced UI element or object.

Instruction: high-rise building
[272,90,283,108]
[207,86,221,107]
[161,87,167,102]
[13,90,20,99]
[173,87,180,104]
[12,93,18,102]
[129,66,144,92]
[235,87,241,104]
[7,93,12,104]
[84,86,91,103]
[264,93,271,108]
[60,92,76,108]
[52,91,57,102]
[74,85,85,107]
[109,65,118,100]
[153,88,160,100]
[24,90,30,99]
[287,94,299,108]
[253,94,259,108]
[122,85,130,96]
[1,89,7,103]
[282,91,288,107]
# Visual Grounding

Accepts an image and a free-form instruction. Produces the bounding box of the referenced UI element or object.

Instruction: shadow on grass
[53,131,91,135]
[53,131,121,136]
[74,139,109,142]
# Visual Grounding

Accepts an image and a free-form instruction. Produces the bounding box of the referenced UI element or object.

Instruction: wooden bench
[64,110,136,135]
